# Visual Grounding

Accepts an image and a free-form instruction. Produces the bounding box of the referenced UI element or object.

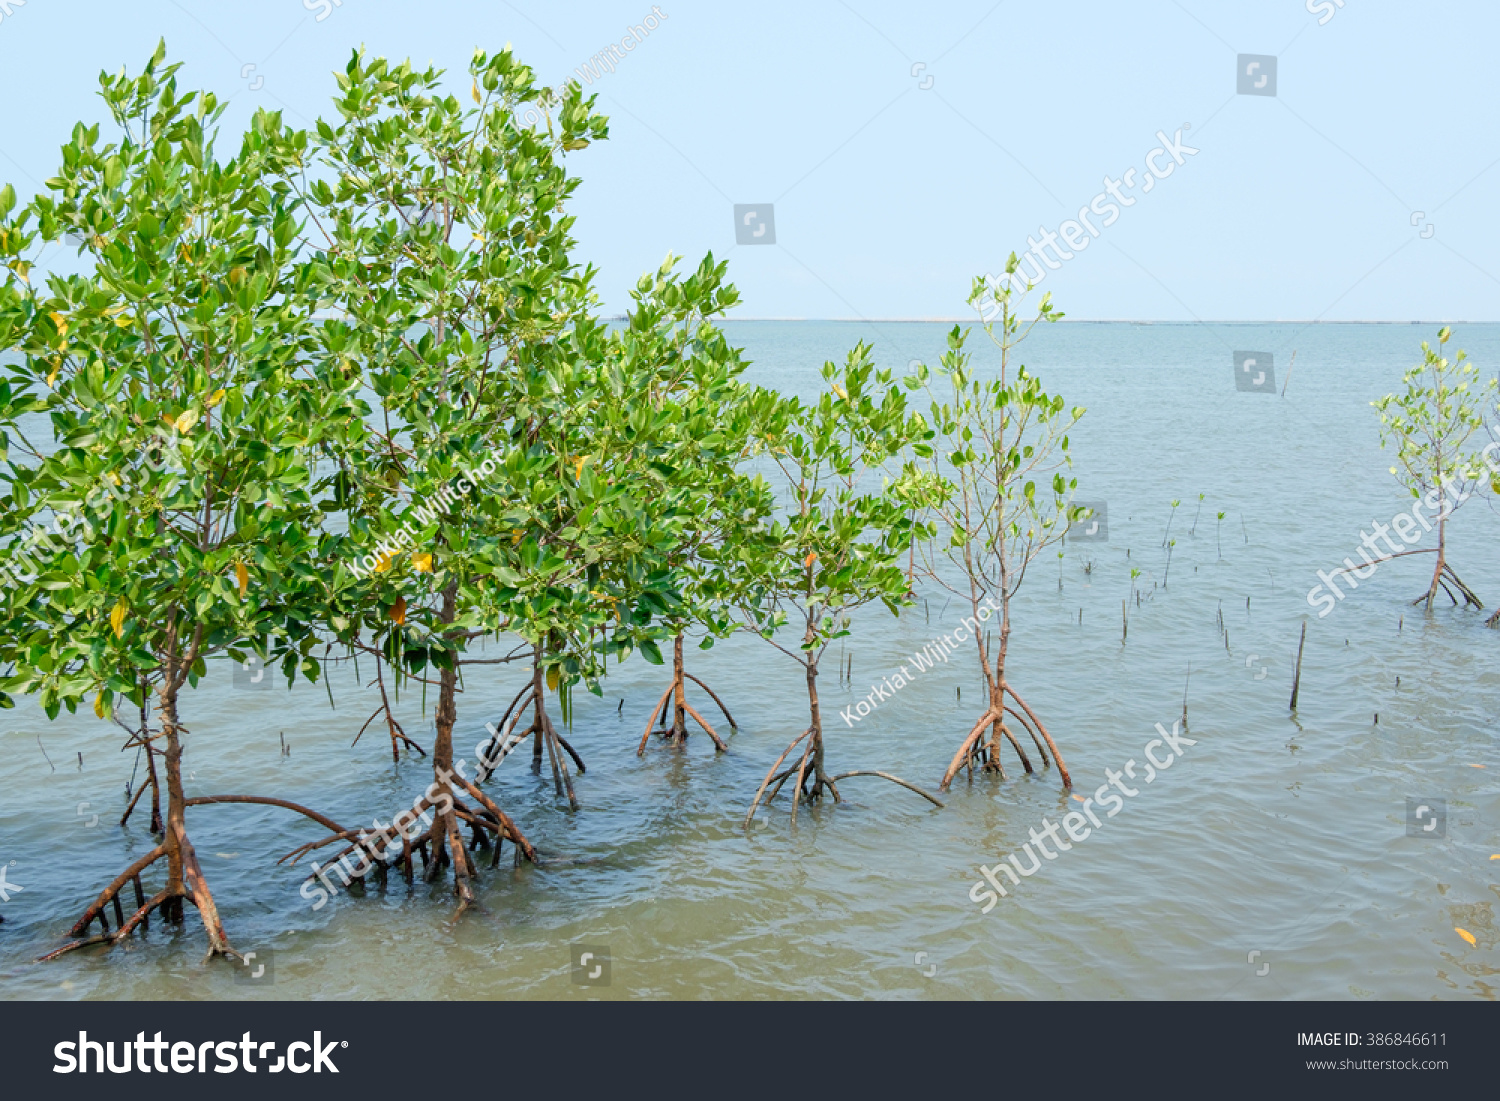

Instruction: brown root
[940,686,1071,791]
[750,726,942,826]
[1413,562,1482,612]
[42,819,246,963]
[640,632,735,755]
[825,771,945,807]
[745,729,811,827]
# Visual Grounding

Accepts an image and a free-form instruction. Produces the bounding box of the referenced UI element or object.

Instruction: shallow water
[2,320,1498,1000]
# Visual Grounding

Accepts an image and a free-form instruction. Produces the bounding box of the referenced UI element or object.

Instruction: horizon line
[710,317,1487,325]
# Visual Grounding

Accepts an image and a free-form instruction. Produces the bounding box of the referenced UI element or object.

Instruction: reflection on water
[1,321,1497,1000]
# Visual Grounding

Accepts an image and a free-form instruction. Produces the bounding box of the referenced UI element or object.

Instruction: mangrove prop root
[745,730,810,827]
[750,729,938,824]
[1005,684,1072,789]
[543,713,580,810]
[68,845,167,936]
[1003,704,1050,767]
[789,733,816,827]
[639,635,736,754]
[185,794,347,836]
[1413,563,1482,611]
[478,687,585,785]
[298,795,510,897]
[177,821,237,959]
[826,771,945,808]
[44,814,249,962]
[684,673,738,729]
[997,723,1033,773]
[638,683,676,755]
[681,703,728,752]
[940,712,997,792]
[356,659,426,761]
[39,888,174,962]
[943,688,1072,791]
[453,773,537,863]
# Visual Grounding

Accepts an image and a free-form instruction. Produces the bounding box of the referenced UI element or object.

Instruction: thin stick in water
[1290,621,1307,711]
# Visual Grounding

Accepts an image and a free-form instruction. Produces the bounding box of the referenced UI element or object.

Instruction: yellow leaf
[1468,763,1485,768]
[472,80,481,104]
[546,666,560,691]
[412,552,433,572]
[389,596,407,624]
[573,455,589,480]
[93,692,108,719]
[832,384,847,400]
[206,388,226,408]
[804,552,817,568]
[113,314,132,328]
[1456,927,1477,947]
[110,599,127,638]
[48,310,68,338]
[46,360,61,388]
[175,409,199,434]
[235,561,249,598]
[11,260,29,283]
[1071,793,1086,802]
[373,553,393,573]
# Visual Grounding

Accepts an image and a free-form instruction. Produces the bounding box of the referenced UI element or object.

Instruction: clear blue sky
[1,0,1495,320]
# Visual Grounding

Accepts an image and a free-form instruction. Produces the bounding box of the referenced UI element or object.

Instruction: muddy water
[2,320,1497,1000]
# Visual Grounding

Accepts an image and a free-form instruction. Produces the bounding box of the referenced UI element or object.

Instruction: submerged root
[637,661,736,755]
[40,820,243,963]
[940,684,1072,792]
[745,729,942,827]
[284,779,537,908]
[477,682,585,809]
[1414,562,1482,612]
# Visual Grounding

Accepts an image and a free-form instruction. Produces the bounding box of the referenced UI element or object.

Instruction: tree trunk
[672,631,687,740]
[143,702,163,835]
[531,645,545,766]
[806,657,824,787]
[433,581,459,813]
[1428,515,1447,610]
[158,682,187,923]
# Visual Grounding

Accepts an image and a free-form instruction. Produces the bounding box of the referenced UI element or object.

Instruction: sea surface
[1,319,1498,1000]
